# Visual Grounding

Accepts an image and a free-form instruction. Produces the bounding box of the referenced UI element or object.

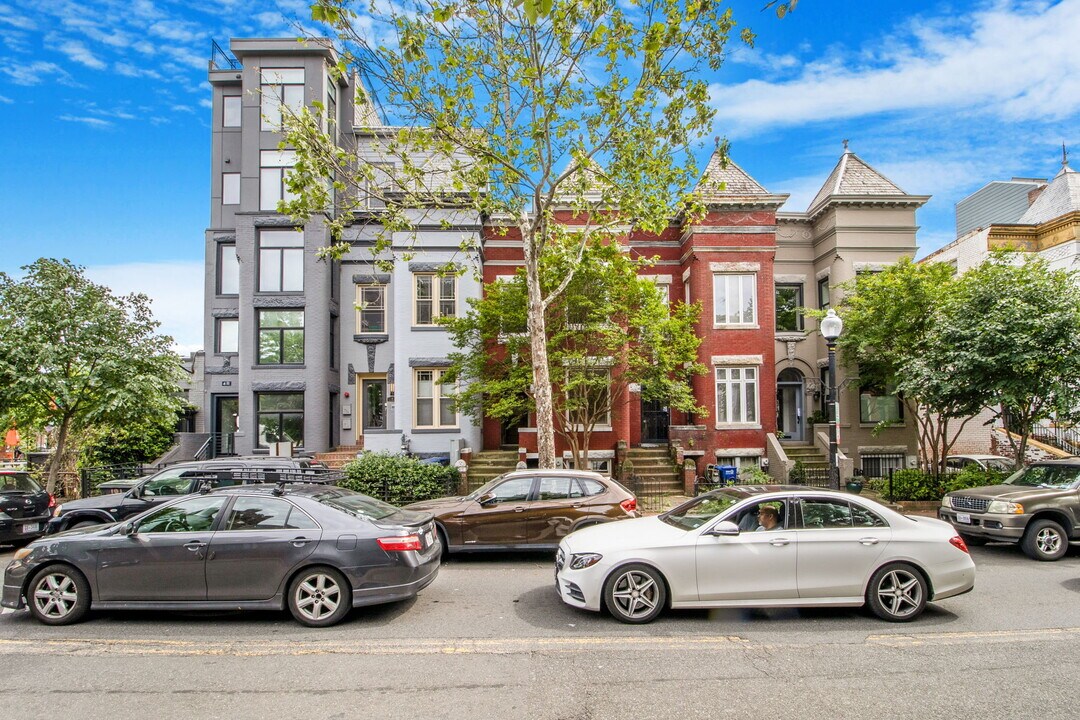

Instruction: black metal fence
[620,473,685,513]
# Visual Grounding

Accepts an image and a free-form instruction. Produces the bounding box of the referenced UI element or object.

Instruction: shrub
[340,452,461,506]
[885,469,943,502]
[944,466,1008,494]
[738,465,771,485]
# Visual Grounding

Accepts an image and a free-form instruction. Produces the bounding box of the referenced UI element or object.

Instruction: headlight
[569,553,603,570]
[52,505,63,517]
[940,496,952,509]
[987,500,1024,514]
[12,547,32,562]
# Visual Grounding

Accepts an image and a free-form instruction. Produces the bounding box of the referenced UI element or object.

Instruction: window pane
[493,477,533,502]
[261,68,305,85]
[280,414,304,445]
[260,88,280,130]
[416,371,433,397]
[282,248,304,291]
[219,244,239,294]
[741,275,755,324]
[538,477,572,500]
[260,230,304,248]
[440,395,455,426]
[713,275,725,323]
[416,275,432,298]
[217,319,238,353]
[440,276,455,299]
[259,393,304,412]
[361,309,384,333]
[282,328,304,363]
[223,96,241,127]
[282,84,305,116]
[775,285,801,332]
[802,500,853,529]
[260,168,281,210]
[222,173,240,205]
[258,330,281,364]
[745,378,757,422]
[732,379,742,421]
[416,300,432,325]
[226,497,293,531]
[716,381,727,423]
[416,399,433,426]
[139,497,227,533]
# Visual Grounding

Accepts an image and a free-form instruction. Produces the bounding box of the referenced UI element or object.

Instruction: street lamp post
[820,309,844,491]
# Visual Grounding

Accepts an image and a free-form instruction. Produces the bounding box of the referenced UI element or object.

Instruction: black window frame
[257,309,305,365]
[255,392,305,449]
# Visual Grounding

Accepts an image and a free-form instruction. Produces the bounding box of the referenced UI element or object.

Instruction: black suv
[1,470,53,544]
[47,458,336,534]
[940,458,1080,561]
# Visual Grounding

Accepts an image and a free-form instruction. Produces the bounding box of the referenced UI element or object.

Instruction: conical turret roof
[1018,162,1080,224]
[694,150,788,207]
[807,146,907,215]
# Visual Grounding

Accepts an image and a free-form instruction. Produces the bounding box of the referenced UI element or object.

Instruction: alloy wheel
[610,569,660,620]
[293,573,342,622]
[1036,527,1062,556]
[32,573,79,620]
[875,568,923,619]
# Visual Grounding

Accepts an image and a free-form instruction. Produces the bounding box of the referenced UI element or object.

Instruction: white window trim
[412,273,457,326]
[714,365,760,429]
[413,368,458,430]
[712,272,758,328]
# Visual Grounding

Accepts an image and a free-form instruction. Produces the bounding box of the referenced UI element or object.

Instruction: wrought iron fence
[860,454,906,479]
[620,473,686,513]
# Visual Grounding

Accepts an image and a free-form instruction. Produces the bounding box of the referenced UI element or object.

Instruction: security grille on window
[216,318,238,354]
[258,310,304,365]
[414,368,456,428]
[356,285,386,333]
[218,244,240,295]
[715,366,758,424]
[257,392,304,448]
[258,230,304,292]
[260,149,298,211]
[861,454,905,479]
[414,274,456,325]
[775,284,804,332]
[260,68,305,131]
[713,274,756,325]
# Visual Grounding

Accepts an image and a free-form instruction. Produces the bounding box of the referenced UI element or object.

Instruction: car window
[137,497,227,533]
[850,503,888,528]
[224,496,318,530]
[984,459,1013,472]
[0,473,41,493]
[732,501,786,531]
[578,479,605,497]
[660,492,741,530]
[491,477,533,502]
[1006,464,1080,489]
[142,471,195,497]
[314,488,400,520]
[945,458,964,470]
[538,477,573,500]
[799,499,854,529]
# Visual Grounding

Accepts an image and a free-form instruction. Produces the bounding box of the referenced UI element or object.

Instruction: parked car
[944,455,1015,473]
[404,469,638,554]
[48,458,338,534]
[3,483,440,627]
[95,456,328,494]
[555,486,975,624]
[940,458,1080,561]
[0,471,54,545]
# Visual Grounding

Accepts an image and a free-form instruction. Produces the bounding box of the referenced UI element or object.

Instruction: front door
[362,380,387,431]
[461,475,534,546]
[641,397,669,443]
[97,496,228,602]
[214,395,239,456]
[695,500,798,601]
[776,369,804,441]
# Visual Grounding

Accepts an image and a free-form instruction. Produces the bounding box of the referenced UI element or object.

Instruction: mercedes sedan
[3,484,440,627]
[555,486,975,624]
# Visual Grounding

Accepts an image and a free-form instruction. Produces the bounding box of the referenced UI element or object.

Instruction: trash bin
[718,465,738,484]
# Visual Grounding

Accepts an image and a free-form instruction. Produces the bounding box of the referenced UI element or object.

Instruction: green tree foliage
[77,413,182,470]
[341,452,461,505]
[937,254,1080,465]
[289,0,751,467]
[443,238,705,469]
[0,259,183,493]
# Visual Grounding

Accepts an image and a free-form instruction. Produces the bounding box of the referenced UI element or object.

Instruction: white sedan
[555,486,975,623]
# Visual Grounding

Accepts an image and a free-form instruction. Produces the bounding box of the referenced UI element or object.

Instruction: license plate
[20,522,39,534]
[425,530,434,547]
[955,513,971,524]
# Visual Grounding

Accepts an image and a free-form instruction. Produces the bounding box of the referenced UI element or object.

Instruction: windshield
[313,487,401,520]
[983,459,1014,472]
[0,473,42,493]
[660,492,742,530]
[1004,465,1080,490]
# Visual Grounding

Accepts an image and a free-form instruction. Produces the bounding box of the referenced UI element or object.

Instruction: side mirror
[478,493,497,507]
[119,522,137,537]
[706,520,740,537]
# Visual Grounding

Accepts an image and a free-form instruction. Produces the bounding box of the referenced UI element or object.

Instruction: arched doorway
[776,368,805,442]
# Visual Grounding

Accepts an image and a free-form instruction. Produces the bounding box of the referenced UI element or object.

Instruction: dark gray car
[3,484,440,627]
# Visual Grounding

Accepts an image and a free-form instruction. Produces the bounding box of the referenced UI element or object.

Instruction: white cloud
[710,0,1080,136]
[59,39,106,69]
[1,59,75,86]
[147,19,205,44]
[114,62,162,79]
[0,94,12,103]
[85,261,204,354]
[59,114,112,128]
[0,4,35,31]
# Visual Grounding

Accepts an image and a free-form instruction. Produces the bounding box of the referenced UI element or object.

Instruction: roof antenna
[842,139,850,153]
[1063,142,1070,168]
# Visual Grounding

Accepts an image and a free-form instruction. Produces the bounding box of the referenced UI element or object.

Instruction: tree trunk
[524,239,556,468]
[46,416,71,496]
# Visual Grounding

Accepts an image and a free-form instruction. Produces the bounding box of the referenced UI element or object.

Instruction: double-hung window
[260,68,305,131]
[775,284,804,332]
[713,274,756,326]
[260,149,297,211]
[715,366,758,424]
[414,369,456,428]
[356,285,386,334]
[258,310,304,365]
[258,230,303,292]
[414,274,456,325]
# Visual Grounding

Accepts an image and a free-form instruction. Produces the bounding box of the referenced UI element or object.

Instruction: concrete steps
[624,447,682,492]
[781,443,829,470]
[467,450,519,489]
[315,444,363,469]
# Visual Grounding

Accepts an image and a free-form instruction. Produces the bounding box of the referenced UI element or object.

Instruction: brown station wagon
[404,469,639,553]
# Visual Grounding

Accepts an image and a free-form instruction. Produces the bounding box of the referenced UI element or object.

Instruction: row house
[202,37,927,478]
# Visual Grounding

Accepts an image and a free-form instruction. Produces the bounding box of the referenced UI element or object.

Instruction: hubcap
[1036,528,1062,555]
[876,569,922,618]
[295,573,341,621]
[33,574,78,619]
[611,570,659,619]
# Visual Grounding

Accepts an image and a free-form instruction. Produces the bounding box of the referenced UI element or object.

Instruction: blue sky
[1,0,1078,353]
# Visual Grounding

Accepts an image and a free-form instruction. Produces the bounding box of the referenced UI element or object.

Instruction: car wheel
[288,566,352,627]
[603,563,666,624]
[1021,519,1069,561]
[958,533,986,547]
[436,526,451,563]
[866,563,927,622]
[27,564,91,626]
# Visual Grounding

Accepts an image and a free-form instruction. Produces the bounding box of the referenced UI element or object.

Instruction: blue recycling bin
[718,465,738,484]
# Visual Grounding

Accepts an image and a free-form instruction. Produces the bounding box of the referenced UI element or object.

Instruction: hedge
[340,452,461,506]
[877,465,1007,502]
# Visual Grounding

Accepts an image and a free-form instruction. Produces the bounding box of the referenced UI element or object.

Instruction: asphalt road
[1,542,1079,720]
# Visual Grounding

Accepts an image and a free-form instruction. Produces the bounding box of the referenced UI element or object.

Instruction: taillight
[48,493,56,509]
[949,535,969,553]
[377,535,422,552]
[620,498,637,513]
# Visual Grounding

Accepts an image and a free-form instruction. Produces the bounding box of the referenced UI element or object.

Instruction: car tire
[603,563,666,624]
[26,564,91,626]
[958,533,987,547]
[1021,519,1069,561]
[436,525,451,563]
[866,563,927,622]
[287,566,352,627]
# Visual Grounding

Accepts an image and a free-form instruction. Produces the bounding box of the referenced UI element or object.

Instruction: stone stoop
[315,444,364,469]
[624,447,682,493]
[781,442,830,471]
[467,450,519,489]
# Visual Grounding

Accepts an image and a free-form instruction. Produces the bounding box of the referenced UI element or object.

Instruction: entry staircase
[466,450,519,490]
[781,442,830,477]
[623,447,682,494]
[315,444,363,469]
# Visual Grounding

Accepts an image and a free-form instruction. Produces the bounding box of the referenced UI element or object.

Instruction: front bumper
[938,509,1027,541]
[554,551,605,612]
[1,556,33,610]
[0,513,52,543]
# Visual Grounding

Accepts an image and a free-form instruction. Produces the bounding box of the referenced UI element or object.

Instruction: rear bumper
[349,554,440,608]
[0,513,51,542]
[928,554,977,601]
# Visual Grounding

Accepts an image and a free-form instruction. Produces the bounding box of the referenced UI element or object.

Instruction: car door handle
[184,541,207,552]
[572,503,583,508]
[858,537,880,545]
[291,537,313,547]
[770,538,790,547]
[514,506,525,512]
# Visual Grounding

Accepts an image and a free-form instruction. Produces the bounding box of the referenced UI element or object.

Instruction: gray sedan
[2,484,441,627]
